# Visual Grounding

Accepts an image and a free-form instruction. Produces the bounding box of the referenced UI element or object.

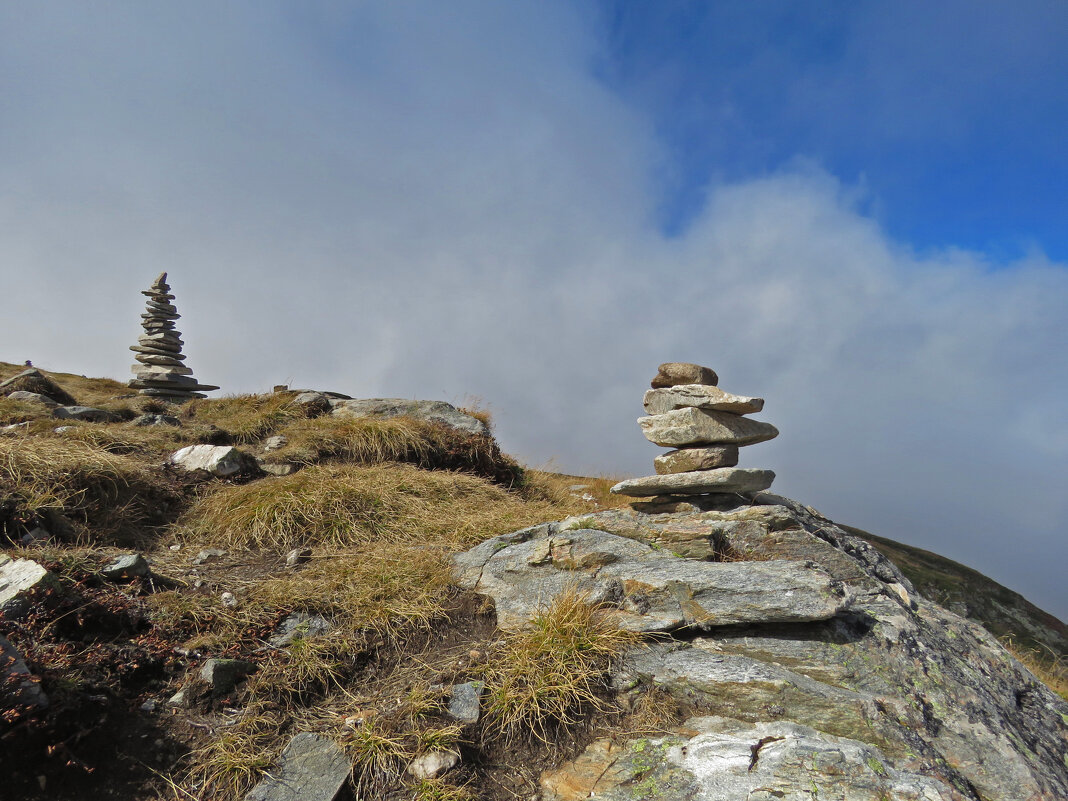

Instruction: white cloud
[1,3,1065,616]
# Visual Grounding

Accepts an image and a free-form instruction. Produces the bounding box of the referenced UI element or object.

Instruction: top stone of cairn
[651,362,718,389]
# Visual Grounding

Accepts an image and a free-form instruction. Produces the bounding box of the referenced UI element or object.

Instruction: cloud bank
[1,3,1065,616]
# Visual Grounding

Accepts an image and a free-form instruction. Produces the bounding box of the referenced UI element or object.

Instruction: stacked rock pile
[611,362,777,501]
[129,272,219,401]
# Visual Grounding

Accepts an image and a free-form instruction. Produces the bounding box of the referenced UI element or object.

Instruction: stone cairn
[610,362,778,503]
[129,272,219,401]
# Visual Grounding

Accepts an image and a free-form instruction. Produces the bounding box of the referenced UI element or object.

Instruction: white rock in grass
[170,444,257,477]
[408,750,459,780]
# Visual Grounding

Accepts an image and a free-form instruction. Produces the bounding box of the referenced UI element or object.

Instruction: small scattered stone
[101,553,150,581]
[447,681,484,723]
[0,555,59,616]
[245,732,351,801]
[269,612,333,647]
[193,548,226,565]
[262,435,287,452]
[285,547,313,568]
[200,658,255,693]
[220,591,237,608]
[5,390,59,408]
[140,699,158,713]
[651,362,719,388]
[53,406,120,423]
[0,634,49,710]
[52,426,76,434]
[170,444,258,477]
[407,750,459,780]
[19,526,51,547]
[132,413,180,427]
[260,462,299,476]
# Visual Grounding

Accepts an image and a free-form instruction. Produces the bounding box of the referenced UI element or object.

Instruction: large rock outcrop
[454,494,1068,801]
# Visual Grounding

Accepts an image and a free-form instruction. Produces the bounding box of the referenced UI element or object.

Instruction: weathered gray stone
[331,398,489,436]
[0,368,77,405]
[170,444,257,477]
[269,612,332,647]
[0,634,49,710]
[5,390,59,408]
[101,553,150,581]
[653,445,739,473]
[200,658,256,693]
[192,548,226,565]
[291,391,332,417]
[245,732,351,801]
[611,467,775,497]
[133,363,194,376]
[132,412,180,426]
[453,527,850,632]
[447,681,484,723]
[541,717,965,801]
[0,555,59,616]
[262,435,287,452]
[261,462,299,476]
[408,750,459,780]
[651,362,719,388]
[643,384,764,415]
[284,547,312,567]
[52,405,121,423]
[639,407,779,447]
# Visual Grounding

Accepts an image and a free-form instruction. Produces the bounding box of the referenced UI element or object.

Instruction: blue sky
[1,2,1065,617]
[597,1,1068,258]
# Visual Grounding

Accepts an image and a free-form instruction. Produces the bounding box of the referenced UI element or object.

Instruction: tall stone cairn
[610,362,778,501]
[128,272,219,401]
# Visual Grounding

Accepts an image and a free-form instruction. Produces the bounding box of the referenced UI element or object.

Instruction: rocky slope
[455,492,1068,800]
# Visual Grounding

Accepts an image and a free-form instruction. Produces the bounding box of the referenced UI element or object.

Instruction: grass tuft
[1002,636,1068,701]
[481,586,640,746]
[184,393,306,444]
[0,436,178,544]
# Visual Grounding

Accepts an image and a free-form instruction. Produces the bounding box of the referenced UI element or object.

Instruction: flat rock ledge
[610,467,774,498]
[330,398,489,437]
[540,716,965,801]
[452,524,851,632]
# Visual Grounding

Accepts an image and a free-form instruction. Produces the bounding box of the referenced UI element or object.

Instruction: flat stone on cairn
[128,272,219,401]
[611,362,778,500]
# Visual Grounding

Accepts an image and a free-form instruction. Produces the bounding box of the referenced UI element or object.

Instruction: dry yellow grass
[481,586,640,745]
[179,463,581,551]
[1002,636,1068,701]
[0,435,177,543]
[184,392,305,444]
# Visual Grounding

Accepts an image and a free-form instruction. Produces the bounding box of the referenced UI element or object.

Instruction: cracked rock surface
[454,495,1068,801]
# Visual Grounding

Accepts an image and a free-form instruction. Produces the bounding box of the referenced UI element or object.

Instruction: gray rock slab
[134,352,186,364]
[139,388,207,399]
[540,717,963,801]
[291,391,332,417]
[653,445,739,473]
[170,444,257,477]
[331,398,489,436]
[0,555,59,616]
[0,634,49,710]
[101,553,150,581]
[453,527,851,632]
[5,390,59,408]
[269,612,332,647]
[643,384,764,415]
[447,681,484,723]
[200,658,256,693]
[52,406,121,423]
[133,364,194,376]
[651,362,719,388]
[611,468,775,498]
[639,407,779,447]
[245,732,351,801]
[132,413,180,426]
